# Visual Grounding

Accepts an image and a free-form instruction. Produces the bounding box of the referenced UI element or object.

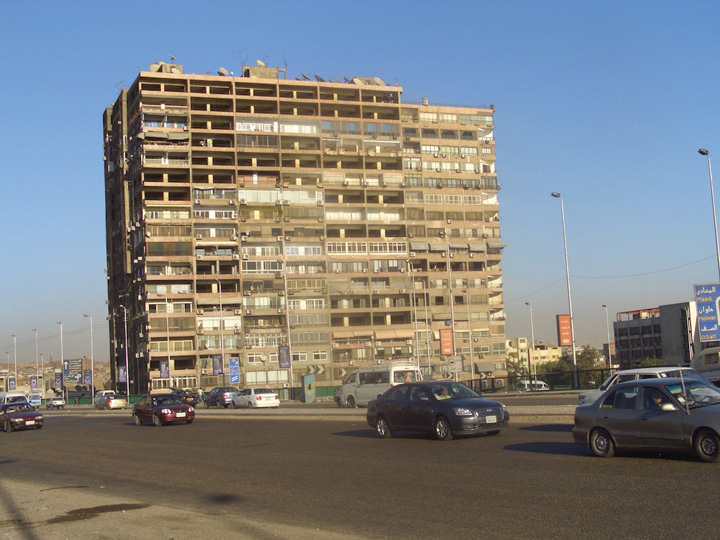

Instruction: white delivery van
[340,364,422,408]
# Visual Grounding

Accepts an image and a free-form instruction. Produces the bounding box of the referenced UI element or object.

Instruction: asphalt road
[1,409,718,540]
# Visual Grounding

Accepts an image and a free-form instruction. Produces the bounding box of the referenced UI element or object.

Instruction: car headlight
[160,408,172,414]
[454,407,473,416]
[188,407,194,412]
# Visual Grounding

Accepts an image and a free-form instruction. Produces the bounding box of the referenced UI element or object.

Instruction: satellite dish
[170,67,180,74]
[218,67,229,76]
[301,73,311,81]
[256,59,266,67]
[314,75,325,82]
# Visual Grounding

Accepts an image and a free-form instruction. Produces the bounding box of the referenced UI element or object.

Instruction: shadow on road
[519,424,573,433]
[332,429,378,439]
[504,441,588,457]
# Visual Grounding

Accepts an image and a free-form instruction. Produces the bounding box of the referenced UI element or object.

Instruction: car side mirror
[661,403,677,412]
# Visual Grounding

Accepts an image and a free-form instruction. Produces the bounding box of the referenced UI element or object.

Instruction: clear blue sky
[1,1,719,365]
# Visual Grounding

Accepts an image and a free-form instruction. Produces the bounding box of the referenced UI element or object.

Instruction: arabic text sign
[556,315,572,346]
[694,283,720,342]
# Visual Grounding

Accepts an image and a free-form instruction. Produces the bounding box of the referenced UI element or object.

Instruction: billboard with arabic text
[694,283,720,342]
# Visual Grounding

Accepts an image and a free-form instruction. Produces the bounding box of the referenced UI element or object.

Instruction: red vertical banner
[556,314,572,346]
[440,328,454,356]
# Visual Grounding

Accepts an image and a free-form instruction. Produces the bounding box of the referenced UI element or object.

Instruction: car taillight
[256,396,262,401]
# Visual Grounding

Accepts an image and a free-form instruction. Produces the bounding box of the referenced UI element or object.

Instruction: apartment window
[422,145,440,154]
[292,352,308,363]
[439,113,457,123]
[247,353,264,364]
[313,351,328,362]
[420,112,437,122]
[482,147,493,154]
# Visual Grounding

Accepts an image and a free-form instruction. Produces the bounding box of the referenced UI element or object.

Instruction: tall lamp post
[551,192,579,388]
[33,328,39,389]
[698,149,720,281]
[11,334,17,387]
[215,278,226,386]
[84,314,94,398]
[602,304,613,370]
[56,322,64,399]
[525,302,536,387]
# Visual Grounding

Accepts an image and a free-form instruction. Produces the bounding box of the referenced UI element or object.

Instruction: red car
[132,393,195,427]
[2,402,44,432]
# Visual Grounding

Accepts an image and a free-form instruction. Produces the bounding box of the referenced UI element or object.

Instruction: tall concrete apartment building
[103,62,505,394]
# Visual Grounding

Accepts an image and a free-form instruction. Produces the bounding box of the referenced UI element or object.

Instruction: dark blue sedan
[367,382,509,441]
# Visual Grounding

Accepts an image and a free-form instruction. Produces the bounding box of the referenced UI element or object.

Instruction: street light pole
[11,334,17,387]
[698,149,720,281]
[551,192,579,388]
[602,304,613,370]
[525,302,536,387]
[84,314,94,398]
[215,278,225,386]
[33,328,39,389]
[56,322,64,399]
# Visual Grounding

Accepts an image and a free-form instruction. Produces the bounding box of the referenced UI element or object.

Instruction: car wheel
[223,403,228,409]
[4,420,12,432]
[433,416,452,441]
[346,395,356,408]
[186,419,194,425]
[694,429,720,463]
[376,416,392,439]
[152,415,163,427]
[133,414,142,426]
[204,401,210,408]
[36,424,43,430]
[589,428,615,458]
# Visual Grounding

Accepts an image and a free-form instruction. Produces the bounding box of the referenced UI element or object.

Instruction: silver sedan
[573,377,720,463]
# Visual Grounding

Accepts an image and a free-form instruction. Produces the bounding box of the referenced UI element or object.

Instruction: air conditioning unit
[276,235,283,242]
[242,254,249,260]
[363,269,368,273]
[240,199,247,205]
[461,154,466,159]
[277,309,284,314]
[349,360,355,366]
[234,328,242,334]
[319,235,325,241]
[275,200,283,206]
[365,342,372,347]
[317,200,323,206]
[278,291,285,296]
[447,219,452,224]
[332,343,339,349]
[441,253,446,258]
[400,269,405,273]
[197,309,204,314]
[201,368,209,375]
[469,253,475,258]
[335,269,341,274]
[194,199,201,205]
[196,234,203,240]
[473,337,479,342]
[410,252,416,257]
[234,309,242,315]
[285,236,291,241]
[197,329,204,334]
[343,180,349,186]
[229,200,236,205]
[233,254,240,260]
[246,309,253,315]
[243,291,251,296]
[376,359,383,365]
[283,200,289,206]
[241,236,248,242]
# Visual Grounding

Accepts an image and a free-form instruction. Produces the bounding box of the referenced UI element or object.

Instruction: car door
[600,386,640,446]
[404,386,435,431]
[135,396,151,421]
[381,386,411,429]
[239,389,251,407]
[636,386,685,449]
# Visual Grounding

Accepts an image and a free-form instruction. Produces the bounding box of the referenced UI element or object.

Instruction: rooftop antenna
[170,55,176,63]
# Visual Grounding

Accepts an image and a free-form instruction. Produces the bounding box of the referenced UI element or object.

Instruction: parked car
[203,386,241,408]
[95,394,128,410]
[366,382,509,441]
[46,396,66,409]
[2,402,44,431]
[577,366,708,405]
[170,387,198,407]
[232,388,280,409]
[573,378,720,462]
[132,393,195,427]
[516,379,550,392]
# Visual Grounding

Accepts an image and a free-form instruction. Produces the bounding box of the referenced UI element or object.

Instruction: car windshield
[153,394,182,405]
[430,383,479,400]
[255,389,273,394]
[5,403,32,413]
[664,380,720,408]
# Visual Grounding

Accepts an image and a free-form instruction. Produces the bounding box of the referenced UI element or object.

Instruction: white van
[0,391,29,406]
[516,379,550,392]
[340,364,422,407]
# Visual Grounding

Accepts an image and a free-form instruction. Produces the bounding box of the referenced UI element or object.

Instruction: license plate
[26,420,35,425]
[176,412,186,418]
[485,415,497,424]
